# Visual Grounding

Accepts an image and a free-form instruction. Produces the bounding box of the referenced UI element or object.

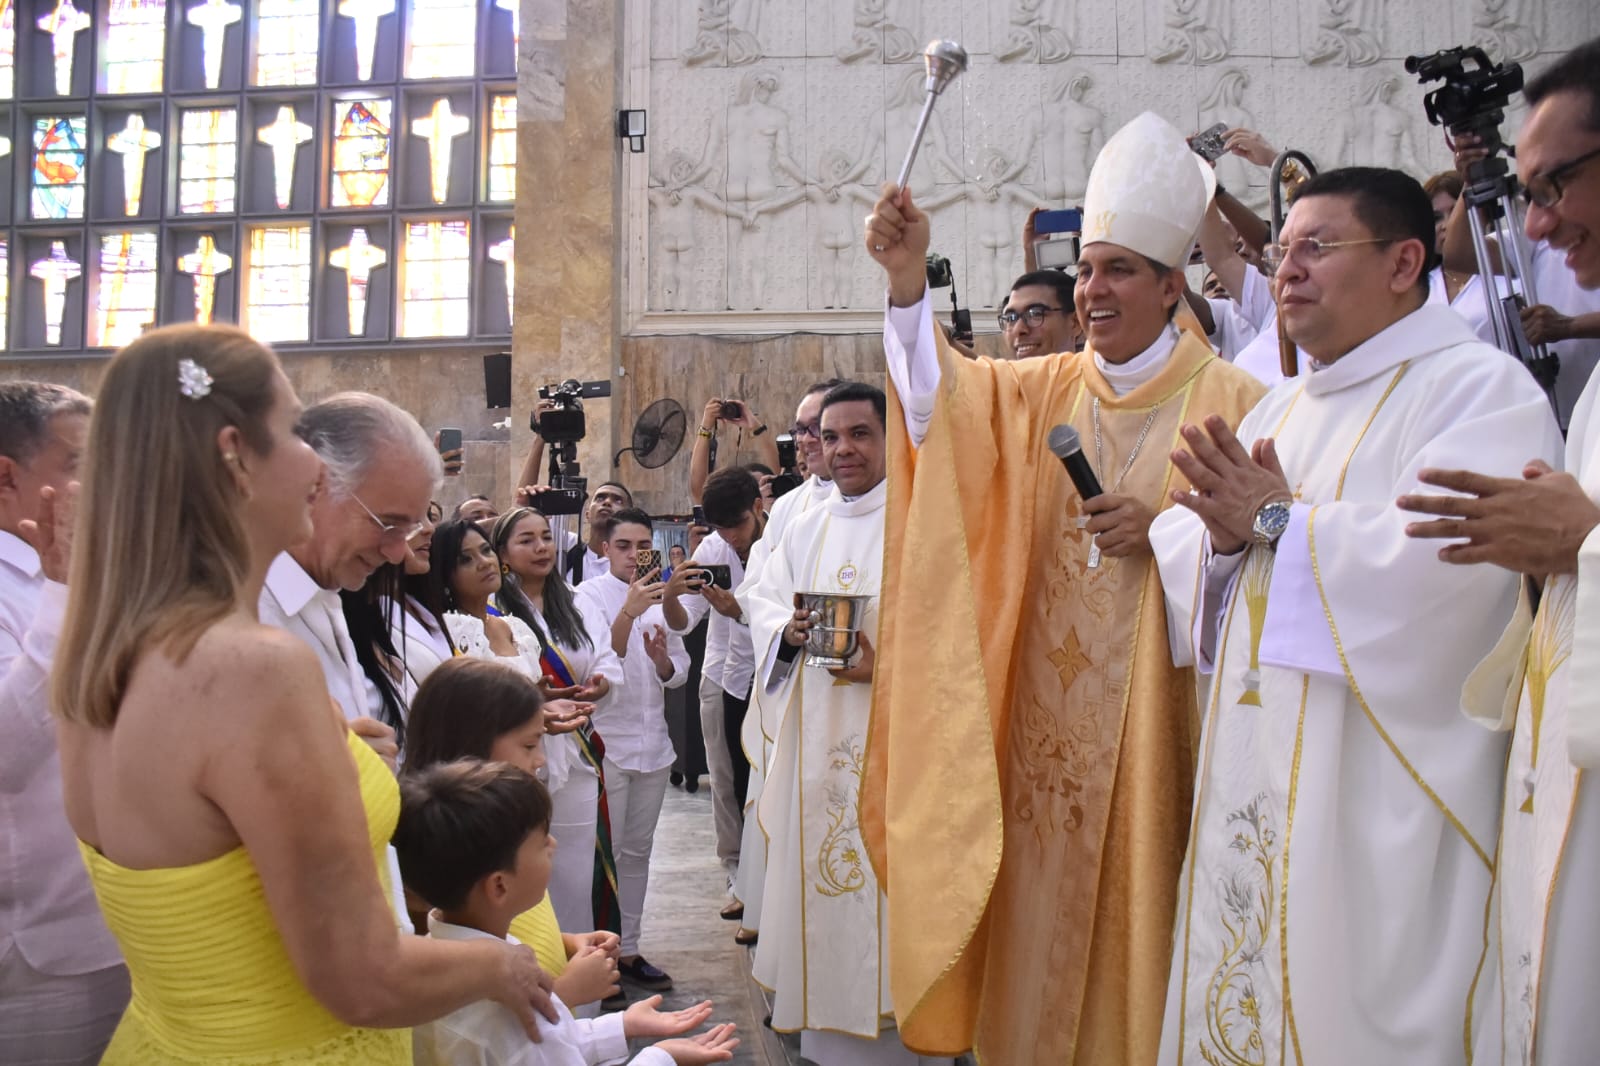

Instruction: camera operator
[1439,128,1600,425]
[688,398,780,505]
[1398,36,1600,1064]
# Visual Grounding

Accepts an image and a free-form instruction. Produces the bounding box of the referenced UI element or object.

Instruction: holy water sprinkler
[895,39,969,191]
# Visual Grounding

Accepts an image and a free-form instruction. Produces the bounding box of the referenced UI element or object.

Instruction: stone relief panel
[629,0,1590,321]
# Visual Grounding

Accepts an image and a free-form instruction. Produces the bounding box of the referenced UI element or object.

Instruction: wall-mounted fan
[613,398,687,469]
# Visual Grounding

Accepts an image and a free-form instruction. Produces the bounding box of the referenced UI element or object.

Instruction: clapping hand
[570,674,611,703]
[655,1024,741,1065]
[1167,417,1292,556]
[573,929,621,961]
[552,944,620,1006]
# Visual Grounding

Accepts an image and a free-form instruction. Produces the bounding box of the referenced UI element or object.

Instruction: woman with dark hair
[1423,168,1508,342]
[492,507,622,937]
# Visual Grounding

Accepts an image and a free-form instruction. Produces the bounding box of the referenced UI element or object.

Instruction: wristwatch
[752,423,768,436]
[1252,499,1292,547]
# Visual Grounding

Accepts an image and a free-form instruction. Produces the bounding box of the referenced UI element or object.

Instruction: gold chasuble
[864,327,1264,1065]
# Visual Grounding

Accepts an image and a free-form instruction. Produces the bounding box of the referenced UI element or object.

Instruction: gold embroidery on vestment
[814,737,867,898]
[1199,792,1279,1066]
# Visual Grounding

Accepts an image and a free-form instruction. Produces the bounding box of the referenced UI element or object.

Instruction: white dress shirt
[416,914,672,1066]
[258,552,377,721]
[664,533,753,698]
[573,573,689,774]
[0,531,122,975]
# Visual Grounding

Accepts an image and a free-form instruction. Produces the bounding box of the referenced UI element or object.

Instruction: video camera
[1406,46,1523,147]
[532,378,612,443]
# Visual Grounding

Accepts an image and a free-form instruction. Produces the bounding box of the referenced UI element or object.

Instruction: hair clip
[177,358,214,400]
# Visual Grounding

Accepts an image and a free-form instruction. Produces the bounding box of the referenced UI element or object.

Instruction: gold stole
[867,330,1266,1063]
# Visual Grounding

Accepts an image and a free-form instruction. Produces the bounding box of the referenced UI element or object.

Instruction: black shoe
[684,776,700,794]
[669,771,683,787]
[618,955,673,991]
[600,989,629,1011]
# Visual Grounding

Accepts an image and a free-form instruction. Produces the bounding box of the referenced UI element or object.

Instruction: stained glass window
[29,241,81,345]
[245,224,311,342]
[338,0,393,82]
[254,0,318,86]
[405,0,474,78]
[0,0,14,99]
[178,108,237,213]
[103,0,166,93]
[38,0,90,96]
[0,238,8,346]
[186,0,240,90]
[399,219,469,337]
[487,94,515,201]
[331,98,391,207]
[92,231,158,346]
[31,116,86,220]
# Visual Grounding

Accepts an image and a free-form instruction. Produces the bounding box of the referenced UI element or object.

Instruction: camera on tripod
[532,379,612,442]
[1406,46,1523,145]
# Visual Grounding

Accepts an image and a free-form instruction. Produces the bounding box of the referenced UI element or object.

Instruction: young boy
[394,760,739,1065]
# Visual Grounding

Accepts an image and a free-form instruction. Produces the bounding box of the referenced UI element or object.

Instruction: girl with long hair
[492,507,622,937]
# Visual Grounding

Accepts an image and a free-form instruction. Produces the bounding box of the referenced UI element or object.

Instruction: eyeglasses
[791,421,821,440]
[1521,145,1600,209]
[351,492,426,543]
[996,304,1063,330]
[1261,236,1394,272]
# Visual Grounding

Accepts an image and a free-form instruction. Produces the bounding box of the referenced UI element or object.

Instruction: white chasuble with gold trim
[746,479,891,1039]
[1150,305,1563,1066]
[1470,374,1600,1066]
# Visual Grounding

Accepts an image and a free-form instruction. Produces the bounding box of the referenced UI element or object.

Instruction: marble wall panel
[627,0,1585,325]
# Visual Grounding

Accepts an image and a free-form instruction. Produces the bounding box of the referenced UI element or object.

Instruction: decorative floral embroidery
[1014,694,1102,845]
[1199,792,1278,1066]
[814,737,867,898]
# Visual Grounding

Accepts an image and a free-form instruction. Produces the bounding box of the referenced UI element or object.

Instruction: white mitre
[1081,111,1216,269]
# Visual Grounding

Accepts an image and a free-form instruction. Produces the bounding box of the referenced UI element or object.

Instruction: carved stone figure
[835,0,917,64]
[682,0,764,67]
[807,147,878,308]
[1473,0,1538,63]
[648,138,742,311]
[971,146,1038,306]
[1034,69,1105,203]
[995,0,1073,64]
[1198,68,1268,209]
[1305,0,1381,67]
[721,69,809,309]
[1334,74,1428,177]
[869,66,972,211]
[1150,0,1229,65]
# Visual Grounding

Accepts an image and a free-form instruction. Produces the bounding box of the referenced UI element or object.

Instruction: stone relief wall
[624,0,1592,321]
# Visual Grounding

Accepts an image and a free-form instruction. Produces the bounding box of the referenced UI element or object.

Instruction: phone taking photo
[1188,122,1229,163]
[699,564,733,590]
[635,548,662,578]
[437,427,462,455]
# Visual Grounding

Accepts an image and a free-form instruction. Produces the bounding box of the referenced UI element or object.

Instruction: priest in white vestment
[731,380,841,939]
[745,383,946,1066]
[1149,166,1563,1064]
[1396,48,1600,1064]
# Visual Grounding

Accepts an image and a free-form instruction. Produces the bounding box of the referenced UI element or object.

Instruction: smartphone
[720,400,744,421]
[1033,208,1082,236]
[700,564,733,590]
[692,504,707,528]
[531,488,584,516]
[635,548,662,577]
[1188,122,1229,163]
[437,427,462,455]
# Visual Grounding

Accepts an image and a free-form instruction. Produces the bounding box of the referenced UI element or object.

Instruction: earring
[223,452,238,463]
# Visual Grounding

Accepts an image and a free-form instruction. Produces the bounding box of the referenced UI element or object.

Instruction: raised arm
[689,398,721,504]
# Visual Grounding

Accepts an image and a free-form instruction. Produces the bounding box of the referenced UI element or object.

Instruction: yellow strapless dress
[79,732,411,1065]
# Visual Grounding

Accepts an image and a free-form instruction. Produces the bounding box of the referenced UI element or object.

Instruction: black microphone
[1047,425,1103,501]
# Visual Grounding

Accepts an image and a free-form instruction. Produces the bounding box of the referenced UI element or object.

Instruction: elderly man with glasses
[259,391,440,743]
[1148,162,1565,1063]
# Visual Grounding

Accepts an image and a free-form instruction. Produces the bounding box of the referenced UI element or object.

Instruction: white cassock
[1150,304,1563,1065]
[1467,371,1600,1065]
[747,479,937,1066]
[731,474,833,931]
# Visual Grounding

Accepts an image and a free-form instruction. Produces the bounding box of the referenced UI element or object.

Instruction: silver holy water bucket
[796,591,870,669]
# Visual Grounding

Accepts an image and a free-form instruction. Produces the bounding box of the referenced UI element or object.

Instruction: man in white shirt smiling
[575,509,689,992]
[0,382,128,1065]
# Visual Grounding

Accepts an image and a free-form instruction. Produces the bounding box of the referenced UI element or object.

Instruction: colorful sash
[540,642,621,935]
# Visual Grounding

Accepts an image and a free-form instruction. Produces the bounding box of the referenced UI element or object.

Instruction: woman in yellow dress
[48,324,556,1065]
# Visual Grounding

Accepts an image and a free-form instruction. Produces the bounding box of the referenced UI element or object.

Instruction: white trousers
[547,766,599,934]
[602,759,670,957]
[0,946,129,1066]
[698,674,742,882]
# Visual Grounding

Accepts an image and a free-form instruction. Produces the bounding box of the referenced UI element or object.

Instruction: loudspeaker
[484,353,512,409]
